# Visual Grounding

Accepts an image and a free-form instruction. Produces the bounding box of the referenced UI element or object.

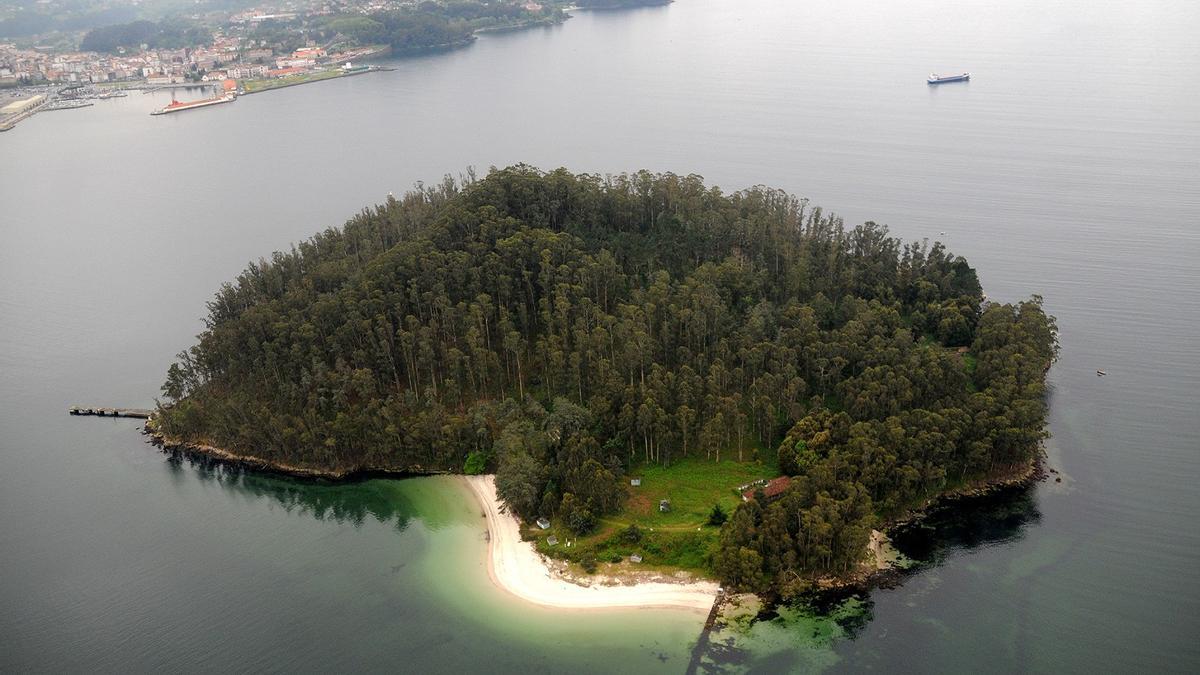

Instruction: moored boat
[928,72,970,84]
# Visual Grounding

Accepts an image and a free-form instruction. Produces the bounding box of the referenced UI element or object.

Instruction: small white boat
[1096,370,1107,376]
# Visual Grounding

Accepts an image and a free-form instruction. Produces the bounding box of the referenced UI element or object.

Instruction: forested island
[76,3,568,58]
[154,166,1056,597]
[326,2,568,55]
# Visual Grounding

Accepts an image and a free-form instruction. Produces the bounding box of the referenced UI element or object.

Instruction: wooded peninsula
[154,166,1056,598]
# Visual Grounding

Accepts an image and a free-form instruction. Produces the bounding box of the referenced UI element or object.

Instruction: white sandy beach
[462,475,719,613]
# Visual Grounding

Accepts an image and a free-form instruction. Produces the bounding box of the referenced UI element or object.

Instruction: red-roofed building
[742,476,791,502]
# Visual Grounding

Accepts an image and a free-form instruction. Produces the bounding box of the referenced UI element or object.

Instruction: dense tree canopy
[715,297,1055,595]
[80,19,212,53]
[329,2,563,54]
[158,166,1055,592]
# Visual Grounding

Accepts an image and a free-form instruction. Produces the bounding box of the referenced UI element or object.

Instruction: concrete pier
[69,406,153,419]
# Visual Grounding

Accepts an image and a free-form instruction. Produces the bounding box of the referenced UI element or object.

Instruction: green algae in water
[696,595,874,672]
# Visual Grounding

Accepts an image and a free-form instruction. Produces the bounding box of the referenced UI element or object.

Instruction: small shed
[630,554,643,563]
[536,517,551,529]
[659,499,671,513]
[547,535,559,546]
[630,478,642,487]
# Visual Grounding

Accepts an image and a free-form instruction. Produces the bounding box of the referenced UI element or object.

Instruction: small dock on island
[685,590,727,675]
[68,406,153,419]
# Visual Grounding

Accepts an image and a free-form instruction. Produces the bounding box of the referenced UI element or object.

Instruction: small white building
[227,65,267,79]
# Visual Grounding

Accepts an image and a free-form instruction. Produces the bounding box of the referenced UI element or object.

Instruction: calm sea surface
[2,1,1197,671]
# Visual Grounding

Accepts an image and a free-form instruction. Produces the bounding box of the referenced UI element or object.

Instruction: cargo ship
[928,72,970,84]
[150,92,236,115]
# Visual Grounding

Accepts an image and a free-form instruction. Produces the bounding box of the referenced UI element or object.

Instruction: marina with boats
[41,99,95,112]
[2,62,391,131]
[1,84,136,131]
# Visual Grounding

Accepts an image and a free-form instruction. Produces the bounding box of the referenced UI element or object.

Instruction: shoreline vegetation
[144,419,446,482]
[463,474,719,611]
[236,0,686,84]
[3,2,673,130]
[341,4,571,62]
[235,9,574,98]
[143,418,1042,600]
[152,166,1057,604]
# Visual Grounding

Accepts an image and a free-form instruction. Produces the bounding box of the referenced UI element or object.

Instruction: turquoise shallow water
[0,442,706,672]
[2,0,1198,671]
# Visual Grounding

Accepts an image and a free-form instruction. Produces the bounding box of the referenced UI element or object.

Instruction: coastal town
[0,0,566,131]
[0,40,389,129]
[0,35,387,88]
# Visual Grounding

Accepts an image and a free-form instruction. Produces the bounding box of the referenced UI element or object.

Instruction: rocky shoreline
[143,415,1045,597]
[810,451,1046,594]
[143,419,448,483]
[886,454,1046,532]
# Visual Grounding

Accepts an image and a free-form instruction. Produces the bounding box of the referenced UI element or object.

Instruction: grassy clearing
[242,69,348,93]
[620,458,777,528]
[528,457,780,575]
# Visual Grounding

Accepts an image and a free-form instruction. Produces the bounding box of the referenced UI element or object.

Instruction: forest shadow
[697,482,1043,673]
[164,451,419,531]
[887,482,1043,568]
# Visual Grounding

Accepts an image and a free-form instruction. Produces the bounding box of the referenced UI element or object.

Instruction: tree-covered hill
[328,3,566,55]
[157,166,1056,593]
[80,19,211,53]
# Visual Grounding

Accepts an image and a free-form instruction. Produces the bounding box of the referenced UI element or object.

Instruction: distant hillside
[575,0,673,9]
[80,19,211,53]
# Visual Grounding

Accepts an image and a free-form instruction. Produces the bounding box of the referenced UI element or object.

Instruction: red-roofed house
[742,476,791,502]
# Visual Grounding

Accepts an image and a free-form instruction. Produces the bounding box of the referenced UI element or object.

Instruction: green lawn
[962,351,978,374]
[529,456,780,575]
[242,69,348,93]
[618,458,778,529]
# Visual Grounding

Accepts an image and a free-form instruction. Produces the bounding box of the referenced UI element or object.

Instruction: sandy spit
[462,475,718,612]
